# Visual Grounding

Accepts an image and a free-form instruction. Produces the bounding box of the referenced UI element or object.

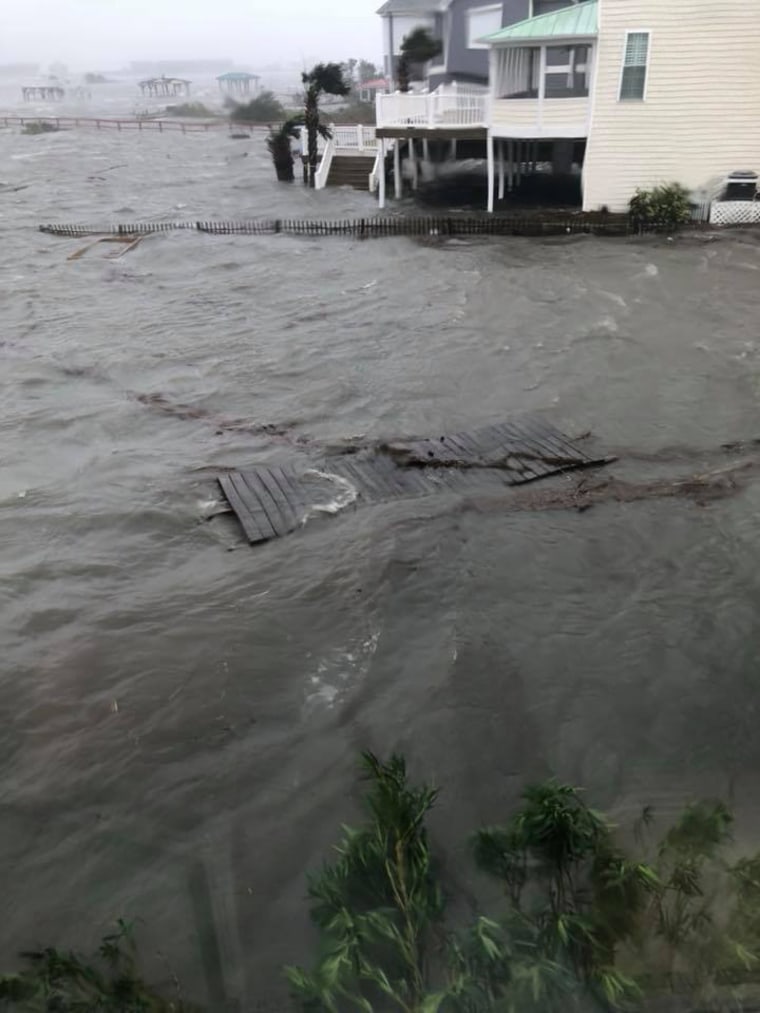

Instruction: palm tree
[397,27,443,93]
[265,117,300,182]
[301,62,351,187]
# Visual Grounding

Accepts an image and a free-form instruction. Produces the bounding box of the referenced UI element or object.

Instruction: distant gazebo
[22,85,65,101]
[217,71,260,96]
[138,75,191,98]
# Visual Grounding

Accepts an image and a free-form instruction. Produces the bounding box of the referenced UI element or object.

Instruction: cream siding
[491,96,589,137]
[583,0,760,211]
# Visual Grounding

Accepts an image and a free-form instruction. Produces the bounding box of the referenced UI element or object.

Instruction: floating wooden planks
[218,418,607,546]
[383,418,595,478]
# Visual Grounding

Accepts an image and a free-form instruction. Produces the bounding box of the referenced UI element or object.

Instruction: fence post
[357,124,363,149]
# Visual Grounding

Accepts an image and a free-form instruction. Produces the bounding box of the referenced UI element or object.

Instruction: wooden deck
[218,417,606,546]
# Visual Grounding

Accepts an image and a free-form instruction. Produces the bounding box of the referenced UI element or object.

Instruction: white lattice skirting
[710,200,760,226]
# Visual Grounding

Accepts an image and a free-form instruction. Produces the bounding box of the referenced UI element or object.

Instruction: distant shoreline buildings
[129,60,234,75]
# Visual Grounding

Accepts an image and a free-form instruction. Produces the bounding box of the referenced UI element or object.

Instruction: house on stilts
[373,0,760,213]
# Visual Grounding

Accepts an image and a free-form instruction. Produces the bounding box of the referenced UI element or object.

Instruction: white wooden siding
[583,0,760,211]
[491,96,589,137]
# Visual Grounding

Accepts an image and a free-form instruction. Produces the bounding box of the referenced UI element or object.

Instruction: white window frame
[543,44,590,93]
[467,4,503,49]
[618,29,651,102]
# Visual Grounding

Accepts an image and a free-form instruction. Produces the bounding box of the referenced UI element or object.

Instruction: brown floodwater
[3,113,760,1008]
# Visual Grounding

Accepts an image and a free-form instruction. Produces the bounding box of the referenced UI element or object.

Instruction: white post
[486,132,495,213]
[357,124,363,149]
[508,138,514,191]
[394,138,402,198]
[410,137,418,190]
[497,139,505,201]
[450,138,457,160]
[423,138,430,160]
[538,45,546,135]
[379,137,386,208]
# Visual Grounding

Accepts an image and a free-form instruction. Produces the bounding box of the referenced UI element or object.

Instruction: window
[544,44,590,98]
[619,31,649,100]
[467,5,502,48]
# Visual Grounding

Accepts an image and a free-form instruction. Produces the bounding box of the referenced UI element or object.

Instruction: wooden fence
[40,213,649,239]
[0,115,264,133]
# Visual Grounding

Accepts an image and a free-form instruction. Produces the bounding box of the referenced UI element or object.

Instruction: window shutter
[467,6,502,48]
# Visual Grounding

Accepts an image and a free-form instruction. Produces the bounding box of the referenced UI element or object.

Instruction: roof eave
[486,32,596,45]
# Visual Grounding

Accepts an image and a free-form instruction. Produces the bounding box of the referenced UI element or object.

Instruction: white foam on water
[197,497,229,519]
[301,469,358,523]
[303,630,381,713]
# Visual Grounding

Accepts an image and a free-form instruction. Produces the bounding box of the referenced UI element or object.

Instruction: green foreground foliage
[629,182,692,229]
[4,758,760,1011]
[287,754,760,1012]
[0,920,191,1011]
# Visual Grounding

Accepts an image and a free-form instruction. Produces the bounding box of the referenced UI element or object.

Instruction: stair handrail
[369,138,392,193]
[314,126,336,190]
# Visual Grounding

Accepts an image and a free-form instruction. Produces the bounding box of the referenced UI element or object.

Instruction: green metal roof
[483,0,597,44]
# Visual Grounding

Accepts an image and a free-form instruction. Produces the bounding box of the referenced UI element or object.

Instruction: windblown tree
[301,62,351,187]
[397,27,443,93]
[265,117,301,182]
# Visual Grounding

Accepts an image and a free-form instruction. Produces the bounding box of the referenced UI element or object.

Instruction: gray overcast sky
[2,0,383,70]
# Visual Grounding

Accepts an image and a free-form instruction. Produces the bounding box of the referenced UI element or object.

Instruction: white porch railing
[330,123,377,150]
[376,84,489,130]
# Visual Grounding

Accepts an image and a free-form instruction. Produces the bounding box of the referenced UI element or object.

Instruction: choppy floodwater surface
[4,121,760,1007]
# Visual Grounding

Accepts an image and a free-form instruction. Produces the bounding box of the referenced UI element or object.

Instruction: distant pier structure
[138,75,191,98]
[216,71,260,97]
[22,85,65,101]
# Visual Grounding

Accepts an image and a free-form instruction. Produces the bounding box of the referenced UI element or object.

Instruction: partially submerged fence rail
[1,114,233,132]
[40,213,651,239]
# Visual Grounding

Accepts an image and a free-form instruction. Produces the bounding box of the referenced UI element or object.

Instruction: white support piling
[422,138,430,161]
[486,133,495,214]
[393,139,402,199]
[410,137,418,190]
[379,137,386,209]
[497,139,505,201]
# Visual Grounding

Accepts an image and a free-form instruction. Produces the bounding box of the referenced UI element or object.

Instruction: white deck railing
[376,85,489,130]
[330,124,377,150]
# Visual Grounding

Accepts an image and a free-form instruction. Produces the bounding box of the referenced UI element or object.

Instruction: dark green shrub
[629,182,692,229]
[21,120,58,135]
[230,90,287,123]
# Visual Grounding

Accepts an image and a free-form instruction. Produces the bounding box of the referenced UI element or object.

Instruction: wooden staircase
[326,154,375,191]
